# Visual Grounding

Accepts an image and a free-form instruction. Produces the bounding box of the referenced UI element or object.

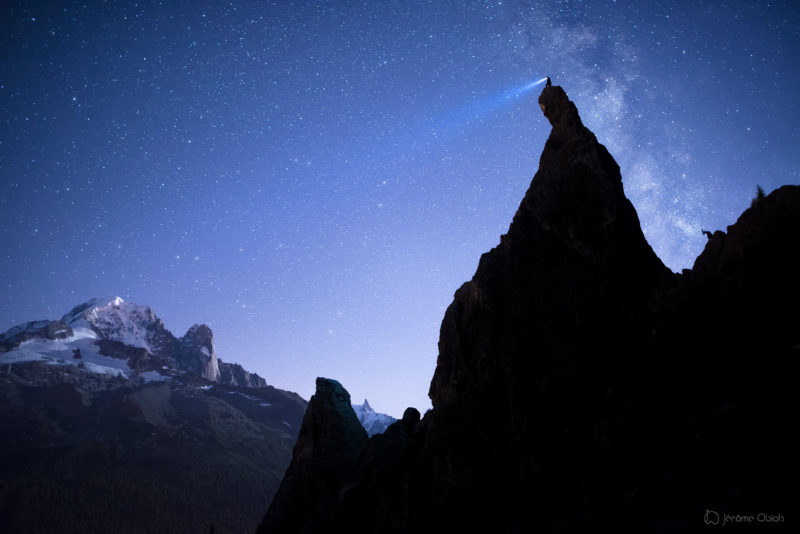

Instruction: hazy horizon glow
[2,2,799,417]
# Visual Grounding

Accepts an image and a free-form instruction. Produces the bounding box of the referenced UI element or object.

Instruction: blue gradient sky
[2,1,799,417]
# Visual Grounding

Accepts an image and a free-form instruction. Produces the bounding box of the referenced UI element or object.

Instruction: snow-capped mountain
[0,296,264,387]
[352,398,396,436]
[0,296,305,532]
[61,296,177,358]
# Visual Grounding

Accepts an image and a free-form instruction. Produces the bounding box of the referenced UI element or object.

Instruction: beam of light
[514,77,550,95]
[427,77,549,140]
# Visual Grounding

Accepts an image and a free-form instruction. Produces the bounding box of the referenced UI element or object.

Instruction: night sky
[2,1,799,417]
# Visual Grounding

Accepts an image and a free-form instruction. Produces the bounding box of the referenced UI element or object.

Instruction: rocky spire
[176,324,221,382]
[257,377,367,533]
[415,85,669,530]
[430,86,665,411]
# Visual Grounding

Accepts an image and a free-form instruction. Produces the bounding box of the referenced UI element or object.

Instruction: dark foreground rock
[257,86,800,533]
[258,378,367,534]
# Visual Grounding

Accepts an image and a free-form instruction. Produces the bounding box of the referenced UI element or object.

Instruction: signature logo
[704,509,720,526]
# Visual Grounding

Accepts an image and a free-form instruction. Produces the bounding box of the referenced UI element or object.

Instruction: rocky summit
[257,86,800,532]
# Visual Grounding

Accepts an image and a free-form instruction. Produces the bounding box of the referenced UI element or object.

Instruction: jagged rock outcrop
[257,378,368,533]
[0,320,72,352]
[175,325,271,387]
[257,86,800,532]
[96,339,158,372]
[175,325,269,387]
[220,360,268,388]
[175,324,221,382]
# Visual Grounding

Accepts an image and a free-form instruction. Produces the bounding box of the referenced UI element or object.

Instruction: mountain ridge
[1,295,267,388]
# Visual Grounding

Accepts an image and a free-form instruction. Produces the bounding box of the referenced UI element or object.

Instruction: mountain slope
[258,86,800,532]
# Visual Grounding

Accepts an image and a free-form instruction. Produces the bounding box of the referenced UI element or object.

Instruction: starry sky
[2,1,799,417]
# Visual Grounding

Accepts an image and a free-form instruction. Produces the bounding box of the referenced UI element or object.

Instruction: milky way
[2,1,799,416]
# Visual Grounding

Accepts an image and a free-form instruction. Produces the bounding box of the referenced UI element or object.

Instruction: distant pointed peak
[362,398,372,410]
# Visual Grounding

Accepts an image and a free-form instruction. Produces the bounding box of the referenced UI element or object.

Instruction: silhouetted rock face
[334,407,420,531]
[691,184,800,284]
[258,87,800,532]
[258,377,367,534]
[421,84,668,530]
[430,86,665,410]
